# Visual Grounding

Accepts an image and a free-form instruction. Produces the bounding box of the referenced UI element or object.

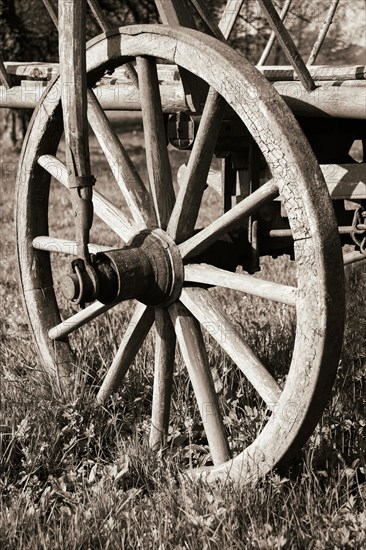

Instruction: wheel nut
[60,273,80,301]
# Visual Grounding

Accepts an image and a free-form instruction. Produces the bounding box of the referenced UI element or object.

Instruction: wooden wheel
[16,25,345,483]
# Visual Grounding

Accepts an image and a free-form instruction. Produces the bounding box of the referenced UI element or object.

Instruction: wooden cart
[1,0,365,483]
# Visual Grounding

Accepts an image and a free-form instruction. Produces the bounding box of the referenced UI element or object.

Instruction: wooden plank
[32,237,111,256]
[86,0,138,85]
[155,0,207,112]
[259,65,366,82]
[155,0,196,27]
[344,250,366,265]
[0,55,11,89]
[320,164,366,199]
[3,62,59,79]
[257,0,292,66]
[190,0,226,40]
[307,0,340,66]
[49,300,120,340]
[41,0,58,27]
[2,80,365,120]
[87,0,109,32]
[218,0,245,39]
[273,82,366,120]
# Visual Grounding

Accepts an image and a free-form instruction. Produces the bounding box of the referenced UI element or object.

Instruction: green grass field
[1,114,365,549]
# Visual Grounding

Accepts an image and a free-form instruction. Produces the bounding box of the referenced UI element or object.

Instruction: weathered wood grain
[137,56,175,229]
[87,89,156,229]
[184,264,298,306]
[37,154,135,242]
[150,309,176,450]
[170,302,231,465]
[179,288,282,407]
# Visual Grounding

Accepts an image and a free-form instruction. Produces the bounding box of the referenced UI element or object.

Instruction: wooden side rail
[1,62,365,119]
[1,78,365,121]
[3,61,365,82]
[202,163,366,201]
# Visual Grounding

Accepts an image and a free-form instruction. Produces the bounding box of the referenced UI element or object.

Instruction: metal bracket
[68,174,96,189]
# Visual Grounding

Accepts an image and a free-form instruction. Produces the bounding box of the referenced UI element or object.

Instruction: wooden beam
[58,0,94,261]
[3,61,365,83]
[1,78,365,119]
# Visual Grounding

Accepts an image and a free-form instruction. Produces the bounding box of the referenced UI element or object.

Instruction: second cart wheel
[17,25,344,483]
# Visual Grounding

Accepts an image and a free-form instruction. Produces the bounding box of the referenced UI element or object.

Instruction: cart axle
[59,229,184,307]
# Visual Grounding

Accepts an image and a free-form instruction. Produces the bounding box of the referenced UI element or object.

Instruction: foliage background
[1,0,365,64]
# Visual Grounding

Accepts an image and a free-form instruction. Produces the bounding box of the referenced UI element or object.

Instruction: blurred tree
[0,0,365,149]
[0,0,59,149]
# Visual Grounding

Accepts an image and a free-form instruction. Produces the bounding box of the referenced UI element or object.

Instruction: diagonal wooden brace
[256,0,315,91]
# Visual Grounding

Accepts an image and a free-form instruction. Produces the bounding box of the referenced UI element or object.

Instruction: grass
[1,113,365,549]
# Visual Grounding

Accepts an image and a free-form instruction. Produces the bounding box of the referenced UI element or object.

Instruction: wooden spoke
[48,300,119,340]
[90,193,135,243]
[87,89,157,229]
[37,154,76,187]
[97,304,155,404]
[38,154,135,242]
[180,288,282,407]
[32,236,111,256]
[179,181,279,259]
[167,90,227,243]
[169,302,230,465]
[185,264,298,306]
[136,56,175,229]
[150,309,176,450]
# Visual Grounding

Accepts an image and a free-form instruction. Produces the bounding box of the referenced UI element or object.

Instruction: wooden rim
[16,25,345,482]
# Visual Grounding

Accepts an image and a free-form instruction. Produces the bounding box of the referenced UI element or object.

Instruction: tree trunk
[0,107,32,152]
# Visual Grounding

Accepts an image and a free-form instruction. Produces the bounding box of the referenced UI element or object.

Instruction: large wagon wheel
[16,25,344,483]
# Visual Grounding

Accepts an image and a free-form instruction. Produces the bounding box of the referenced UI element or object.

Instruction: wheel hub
[59,229,184,307]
